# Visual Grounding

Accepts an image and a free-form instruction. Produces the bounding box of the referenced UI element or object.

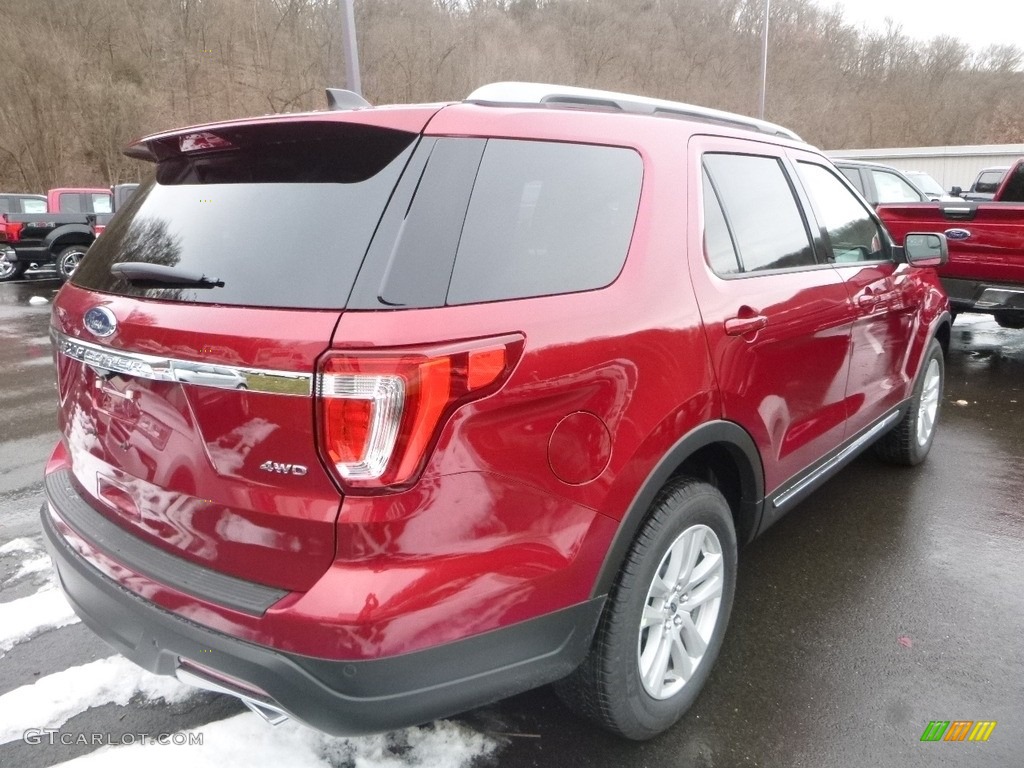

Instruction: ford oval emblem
[945,228,971,241]
[83,306,117,338]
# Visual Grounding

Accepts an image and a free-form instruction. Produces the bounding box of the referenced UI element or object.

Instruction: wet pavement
[1,276,1021,767]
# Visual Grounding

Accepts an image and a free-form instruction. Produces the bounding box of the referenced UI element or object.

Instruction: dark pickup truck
[0,183,137,282]
[878,159,1024,328]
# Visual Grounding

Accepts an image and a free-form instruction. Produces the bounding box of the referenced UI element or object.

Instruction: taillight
[93,223,106,237]
[317,334,524,491]
[0,217,22,243]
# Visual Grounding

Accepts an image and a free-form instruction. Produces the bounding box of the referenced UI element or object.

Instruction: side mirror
[904,232,948,267]
[950,186,963,197]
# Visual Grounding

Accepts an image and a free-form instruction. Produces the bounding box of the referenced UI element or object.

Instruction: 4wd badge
[259,461,308,476]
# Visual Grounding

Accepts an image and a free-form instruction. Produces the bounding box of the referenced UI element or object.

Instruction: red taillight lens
[317,335,523,491]
[93,223,106,237]
[0,218,22,242]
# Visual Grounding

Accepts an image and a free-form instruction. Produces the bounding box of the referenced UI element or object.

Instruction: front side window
[870,170,923,203]
[702,153,816,273]
[798,162,886,264]
[23,198,47,214]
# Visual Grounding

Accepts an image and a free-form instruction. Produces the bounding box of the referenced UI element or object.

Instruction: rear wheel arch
[590,421,764,599]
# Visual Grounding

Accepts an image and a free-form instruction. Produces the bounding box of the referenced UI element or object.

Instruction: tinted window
[378,139,485,308]
[59,193,82,213]
[798,163,886,264]
[702,171,741,275]
[870,169,923,203]
[703,154,816,272]
[446,140,642,304]
[72,124,418,309]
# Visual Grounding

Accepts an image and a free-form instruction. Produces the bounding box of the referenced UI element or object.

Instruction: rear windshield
[73,125,642,310]
[72,123,418,309]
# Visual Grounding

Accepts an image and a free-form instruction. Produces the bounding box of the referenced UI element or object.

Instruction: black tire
[0,260,27,282]
[56,244,89,282]
[994,312,1024,330]
[554,477,737,740]
[874,337,944,466]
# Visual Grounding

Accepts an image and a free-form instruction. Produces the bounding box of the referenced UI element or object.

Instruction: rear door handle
[724,314,768,336]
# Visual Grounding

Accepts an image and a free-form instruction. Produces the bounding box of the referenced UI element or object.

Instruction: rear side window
[23,198,47,214]
[59,193,81,213]
[702,153,816,273]
[701,171,741,275]
[72,123,418,309]
[446,140,642,304]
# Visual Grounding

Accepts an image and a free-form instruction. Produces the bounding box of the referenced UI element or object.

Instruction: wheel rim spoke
[641,605,665,629]
[642,631,673,691]
[679,613,708,657]
[683,552,722,593]
[683,572,723,610]
[669,633,693,682]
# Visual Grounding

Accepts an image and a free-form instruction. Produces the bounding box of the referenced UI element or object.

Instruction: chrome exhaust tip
[176,664,290,727]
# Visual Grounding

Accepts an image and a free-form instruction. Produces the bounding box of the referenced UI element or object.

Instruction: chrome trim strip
[772,410,902,510]
[52,331,312,397]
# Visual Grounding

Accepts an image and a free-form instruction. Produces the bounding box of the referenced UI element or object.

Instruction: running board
[768,409,903,516]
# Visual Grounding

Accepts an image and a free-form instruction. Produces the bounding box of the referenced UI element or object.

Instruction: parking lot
[1,274,1021,768]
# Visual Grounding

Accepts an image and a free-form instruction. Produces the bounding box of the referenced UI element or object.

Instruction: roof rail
[465,82,802,141]
[325,88,371,111]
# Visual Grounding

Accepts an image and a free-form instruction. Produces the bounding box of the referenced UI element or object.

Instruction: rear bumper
[41,491,603,736]
[941,277,1024,316]
[7,244,51,265]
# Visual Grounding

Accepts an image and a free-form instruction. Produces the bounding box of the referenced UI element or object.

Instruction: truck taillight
[317,335,524,491]
[93,223,106,237]
[0,218,21,243]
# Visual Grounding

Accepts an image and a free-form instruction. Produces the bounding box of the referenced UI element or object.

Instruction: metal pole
[340,0,362,95]
[758,0,770,119]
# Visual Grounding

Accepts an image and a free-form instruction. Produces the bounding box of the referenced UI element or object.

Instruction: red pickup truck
[877,158,1024,328]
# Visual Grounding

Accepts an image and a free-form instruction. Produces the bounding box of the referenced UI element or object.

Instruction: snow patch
[0,587,79,653]
[6,554,53,582]
[51,713,498,768]
[0,537,39,555]
[0,656,195,745]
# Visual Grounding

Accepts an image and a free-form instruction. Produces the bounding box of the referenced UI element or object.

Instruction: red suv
[42,82,951,740]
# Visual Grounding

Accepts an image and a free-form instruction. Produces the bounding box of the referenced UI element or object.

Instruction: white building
[825,144,1024,192]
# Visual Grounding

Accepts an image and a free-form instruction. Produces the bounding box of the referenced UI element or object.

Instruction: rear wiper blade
[110,262,224,288]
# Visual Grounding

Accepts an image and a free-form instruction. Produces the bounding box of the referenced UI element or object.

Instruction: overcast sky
[819,0,1018,52]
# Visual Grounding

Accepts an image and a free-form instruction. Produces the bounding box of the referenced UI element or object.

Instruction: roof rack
[465,82,802,141]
